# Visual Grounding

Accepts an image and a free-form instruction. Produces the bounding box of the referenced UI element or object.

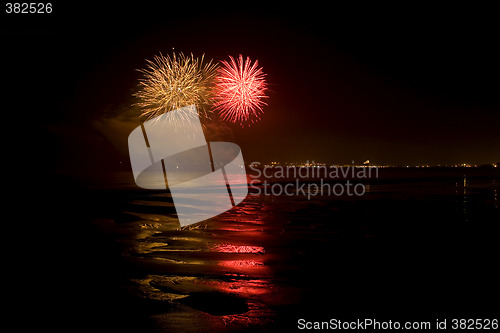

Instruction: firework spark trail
[212,54,268,125]
[134,52,218,124]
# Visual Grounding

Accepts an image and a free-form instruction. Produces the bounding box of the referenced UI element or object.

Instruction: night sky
[3,3,499,183]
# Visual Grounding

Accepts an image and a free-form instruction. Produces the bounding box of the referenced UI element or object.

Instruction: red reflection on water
[211,243,267,274]
[210,278,269,297]
[216,259,269,280]
[212,244,265,254]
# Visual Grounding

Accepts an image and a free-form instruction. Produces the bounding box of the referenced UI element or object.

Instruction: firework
[212,54,268,125]
[134,52,218,123]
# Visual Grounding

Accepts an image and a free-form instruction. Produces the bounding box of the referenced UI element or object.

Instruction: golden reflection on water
[100,191,332,332]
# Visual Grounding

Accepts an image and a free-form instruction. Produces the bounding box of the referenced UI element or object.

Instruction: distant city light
[250,161,495,168]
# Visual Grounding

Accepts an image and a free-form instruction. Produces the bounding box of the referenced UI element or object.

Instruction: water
[46,168,499,331]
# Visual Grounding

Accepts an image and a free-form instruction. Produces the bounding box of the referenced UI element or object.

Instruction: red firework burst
[212,54,268,125]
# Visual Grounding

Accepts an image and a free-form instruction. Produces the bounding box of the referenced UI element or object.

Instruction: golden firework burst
[134,52,218,123]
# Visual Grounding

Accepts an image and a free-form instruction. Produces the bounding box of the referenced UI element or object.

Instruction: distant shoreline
[247,165,500,183]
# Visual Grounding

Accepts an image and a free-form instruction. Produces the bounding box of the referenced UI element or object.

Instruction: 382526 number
[451,318,499,330]
[5,3,52,14]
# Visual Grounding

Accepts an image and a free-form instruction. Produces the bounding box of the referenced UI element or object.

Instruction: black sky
[3,2,499,177]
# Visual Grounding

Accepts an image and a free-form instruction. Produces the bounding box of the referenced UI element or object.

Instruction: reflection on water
[212,244,265,254]
[495,188,498,209]
[100,194,291,331]
[460,176,469,221]
[494,180,498,209]
[92,172,499,331]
